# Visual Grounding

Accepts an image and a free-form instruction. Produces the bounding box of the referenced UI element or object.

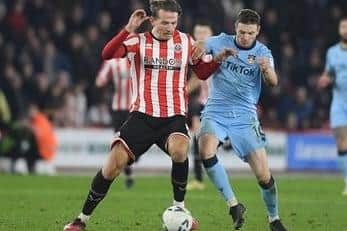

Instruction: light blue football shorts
[330,101,347,129]
[199,112,267,161]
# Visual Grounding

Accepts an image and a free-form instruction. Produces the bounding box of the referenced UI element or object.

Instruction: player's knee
[168,135,189,162]
[198,136,218,159]
[198,142,215,158]
[199,147,214,159]
[171,149,188,162]
[258,175,275,189]
[337,140,347,151]
[103,143,130,179]
[257,173,272,187]
[169,143,188,162]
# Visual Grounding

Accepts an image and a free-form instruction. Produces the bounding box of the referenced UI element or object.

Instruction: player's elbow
[101,49,112,60]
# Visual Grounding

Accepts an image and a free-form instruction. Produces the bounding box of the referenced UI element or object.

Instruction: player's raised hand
[257,57,270,72]
[192,40,206,61]
[213,48,238,63]
[125,9,150,33]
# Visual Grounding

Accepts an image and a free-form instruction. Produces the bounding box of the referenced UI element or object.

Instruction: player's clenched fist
[125,9,150,33]
[257,57,270,72]
[213,48,238,63]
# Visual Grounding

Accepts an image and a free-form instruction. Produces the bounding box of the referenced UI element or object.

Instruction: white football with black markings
[162,206,193,231]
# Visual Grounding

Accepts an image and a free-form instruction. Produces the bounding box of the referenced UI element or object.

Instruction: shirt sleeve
[101,29,140,60]
[204,37,214,55]
[324,49,332,73]
[123,35,140,57]
[261,46,275,69]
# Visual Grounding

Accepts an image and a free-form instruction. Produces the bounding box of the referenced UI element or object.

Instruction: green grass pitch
[0,174,346,230]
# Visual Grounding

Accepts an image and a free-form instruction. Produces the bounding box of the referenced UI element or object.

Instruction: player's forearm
[192,60,220,80]
[101,29,129,60]
[262,68,278,87]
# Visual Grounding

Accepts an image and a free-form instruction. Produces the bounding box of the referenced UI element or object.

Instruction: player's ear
[256,25,261,35]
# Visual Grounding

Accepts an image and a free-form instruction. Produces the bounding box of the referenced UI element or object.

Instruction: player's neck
[234,38,256,50]
[151,29,170,41]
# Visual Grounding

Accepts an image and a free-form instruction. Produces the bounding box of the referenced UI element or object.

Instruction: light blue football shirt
[202,33,274,116]
[325,43,347,105]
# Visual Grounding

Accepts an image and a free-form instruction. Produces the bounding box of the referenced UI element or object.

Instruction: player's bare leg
[64,141,131,231]
[332,126,347,195]
[166,133,198,230]
[199,134,245,230]
[247,148,287,231]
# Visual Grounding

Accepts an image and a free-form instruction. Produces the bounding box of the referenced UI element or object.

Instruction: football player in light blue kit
[197,9,287,231]
[318,16,347,196]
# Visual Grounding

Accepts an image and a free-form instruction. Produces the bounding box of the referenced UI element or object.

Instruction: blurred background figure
[95,58,133,188]
[186,21,213,191]
[28,102,57,174]
[318,16,347,195]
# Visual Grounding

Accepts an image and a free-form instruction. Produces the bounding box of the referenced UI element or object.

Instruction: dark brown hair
[149,0,182,17]
[236,9,261,25]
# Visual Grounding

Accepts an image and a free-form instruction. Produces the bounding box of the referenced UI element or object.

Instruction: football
[162,206,194,231]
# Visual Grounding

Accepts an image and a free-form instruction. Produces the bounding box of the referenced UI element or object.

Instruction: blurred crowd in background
[1,0,347,131]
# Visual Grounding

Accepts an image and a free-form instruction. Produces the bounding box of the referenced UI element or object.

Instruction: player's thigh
[113,112,155,164]
[332,126,347,150]
[227,118,266,162]
[199,117,227,158]
[246,147,271,183]
[156,115,190,161]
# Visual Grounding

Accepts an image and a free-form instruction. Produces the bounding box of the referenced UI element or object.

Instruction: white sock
[78,213,90,223]
[227,197,238,207]
[173,200,185,208]
[269,215,280,223]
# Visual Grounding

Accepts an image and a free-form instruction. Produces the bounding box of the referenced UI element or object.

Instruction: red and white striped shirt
[123,30,194,118]
[96,58,132,111]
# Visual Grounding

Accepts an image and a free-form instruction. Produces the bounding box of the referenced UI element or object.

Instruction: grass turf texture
[0,175,346,230]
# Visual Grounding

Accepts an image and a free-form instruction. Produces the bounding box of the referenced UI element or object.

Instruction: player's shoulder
[124,33,141,46]
[205,33,231,47]
[254,40,271,55]
[210,32,230,41]
[327,43,340,55]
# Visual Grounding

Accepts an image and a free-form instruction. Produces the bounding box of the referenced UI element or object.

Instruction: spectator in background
[29,102,57,175]
[0,89,11,125]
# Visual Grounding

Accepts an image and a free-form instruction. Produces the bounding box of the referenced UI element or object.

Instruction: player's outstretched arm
[257,57,278,87]
[101,9,149,60]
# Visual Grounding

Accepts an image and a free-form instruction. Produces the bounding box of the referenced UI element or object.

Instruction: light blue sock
[338,152,347,180]
[259,176,279,220]
[202,155,235,202]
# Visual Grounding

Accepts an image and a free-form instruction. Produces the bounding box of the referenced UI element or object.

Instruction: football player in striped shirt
[64,1,230,230]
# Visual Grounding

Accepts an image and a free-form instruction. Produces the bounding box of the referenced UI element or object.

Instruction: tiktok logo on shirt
[223,61,256,76]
